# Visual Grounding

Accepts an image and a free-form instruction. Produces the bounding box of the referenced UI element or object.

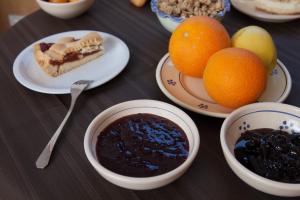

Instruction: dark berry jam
[49,52,79,66]
[234,128,300,183]
[96,113,189,177]
[49,50,100,66]
[39,42,54,52]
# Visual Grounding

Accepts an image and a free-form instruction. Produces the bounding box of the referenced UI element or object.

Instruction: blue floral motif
[238,121,251,132]
[198,103,208,110]
[150,0,230,23]
[238,120,300,134]
[271,68,278,76]
[279,120,300,134]
[167,79,176,86]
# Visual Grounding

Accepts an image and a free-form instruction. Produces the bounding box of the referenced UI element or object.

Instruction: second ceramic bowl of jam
[220,102,300,197]
[84,99,200,190]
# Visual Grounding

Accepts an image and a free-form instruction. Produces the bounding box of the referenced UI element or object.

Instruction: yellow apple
[232,26,277,73]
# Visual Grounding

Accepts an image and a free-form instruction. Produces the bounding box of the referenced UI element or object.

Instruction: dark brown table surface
[0,1,300,199]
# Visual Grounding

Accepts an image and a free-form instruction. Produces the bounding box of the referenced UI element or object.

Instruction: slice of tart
[255,0,300,15]
[34,32,104,77]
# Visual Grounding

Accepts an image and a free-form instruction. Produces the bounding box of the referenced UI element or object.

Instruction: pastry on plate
[255,0,300,15]
[34,32,104,77]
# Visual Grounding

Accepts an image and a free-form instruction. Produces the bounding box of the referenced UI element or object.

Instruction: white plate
[156,53,292,118]
[13,30,130,94]
[231,0,300,22]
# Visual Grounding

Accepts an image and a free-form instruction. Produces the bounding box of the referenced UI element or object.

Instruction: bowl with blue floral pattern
[151,0,230,32]
[221,102,300,197]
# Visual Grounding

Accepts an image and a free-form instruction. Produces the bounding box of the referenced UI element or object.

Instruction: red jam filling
[49,50,100,66]
[39,43,54,52]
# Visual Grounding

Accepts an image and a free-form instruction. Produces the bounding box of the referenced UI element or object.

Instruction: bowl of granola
[151,0,230,32]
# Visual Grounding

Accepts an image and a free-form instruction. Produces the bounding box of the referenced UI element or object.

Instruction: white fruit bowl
[36,0,94,19]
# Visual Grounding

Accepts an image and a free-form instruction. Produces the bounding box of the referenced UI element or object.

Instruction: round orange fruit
[203,48,267,109]
[169,16,231,78]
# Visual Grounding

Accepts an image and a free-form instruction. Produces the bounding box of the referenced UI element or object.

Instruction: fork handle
[35,96,77,169]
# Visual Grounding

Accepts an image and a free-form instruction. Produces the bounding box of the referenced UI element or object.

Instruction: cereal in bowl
[157,0,224,18]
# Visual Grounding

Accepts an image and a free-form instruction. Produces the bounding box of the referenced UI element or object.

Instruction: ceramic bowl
[220,102,300,197]
[155,53,292,118]
[36,0,94,19]
[150,0,230,32]
[84,99,200,190]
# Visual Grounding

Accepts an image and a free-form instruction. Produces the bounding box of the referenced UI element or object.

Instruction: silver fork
[36,80,91,169]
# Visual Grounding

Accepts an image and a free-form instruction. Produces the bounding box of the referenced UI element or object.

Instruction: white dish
[156,53,292,118]
[231,0,300,22]
[84,99,200,190]
[36,0,94,19]
[220,102,300,196]
[13,30,130,94]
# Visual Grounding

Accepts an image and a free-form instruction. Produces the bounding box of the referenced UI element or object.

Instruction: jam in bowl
[84,100,200,190]
[221,102,300,197]
[96,113,190,178]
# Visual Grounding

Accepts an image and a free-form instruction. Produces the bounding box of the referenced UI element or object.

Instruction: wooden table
[0,1,300,199]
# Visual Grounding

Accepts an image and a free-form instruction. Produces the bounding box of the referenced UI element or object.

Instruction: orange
[203,48,267,109]
[169,16,230,78]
